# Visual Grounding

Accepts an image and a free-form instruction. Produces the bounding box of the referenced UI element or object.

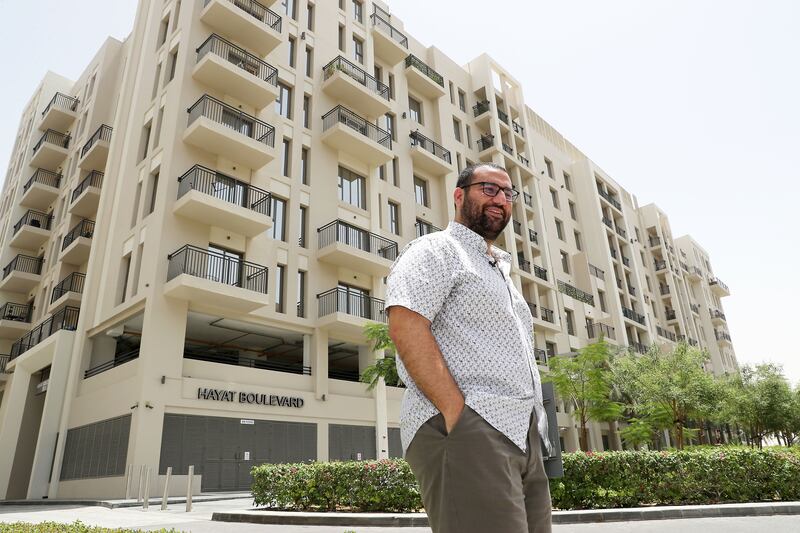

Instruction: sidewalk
[0,492,251,510]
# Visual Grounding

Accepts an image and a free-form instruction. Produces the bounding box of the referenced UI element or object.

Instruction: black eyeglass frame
[459,181,520,202]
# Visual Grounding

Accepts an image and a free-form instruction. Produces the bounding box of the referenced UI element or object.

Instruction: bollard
[186,465,194,512]
[142,467,150,510]
[137,465,145,502]
[124,464,133,500]
[161,467,172,511]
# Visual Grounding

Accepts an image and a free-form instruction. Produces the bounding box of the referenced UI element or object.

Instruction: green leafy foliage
[0,522,178,533]
[359,323,403,389]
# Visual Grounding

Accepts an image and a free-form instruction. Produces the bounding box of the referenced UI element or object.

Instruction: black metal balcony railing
[410,131,451,163]
[628,286,637,296]
[167,245,268,293]
[518,257,531,273]
[587,321,615,340]
[512,120,524,135]
[629,342,648,355]
[534,265,548,281]
[501,142,514,155]
[62,219,95,251]
[318,220,398,260]
[71,171,104,203]
[177,165,271,215]
[610,248,618,259]
[198,34,279,86]
[13,210,53,235]
[188,95,275,146]
[665,309,677,321]
[473,100,490,117]
[23,169,62,193]
[688,338,698,347]
[715,330,732,343]
[42,92,79,117]
[654,259,667,271]
[324,56,390,100]
[557,280,595,306]
[621,255,630,267]
[517,154,530,167]
[680,262,689,272]
[51,272,86,304]
[616,278,623,289]
[615,226,627,239]
[33,129,70,154]
[10,306,80,360]
[370,13,408,48]
[598,189,622,210]
[534,348,548,365]
[709,277,729,292]
[210,0,282,32]
[711,309,727,321]
[0,354,8,373]
[589,264,605,280]
[602,216,613,229]
[540,306,555,323]
[2,254,43,279]
[318,287,386,322]
[660,285,670,295]
[405,54,444,87]
[84,348,140,379]
[622,306,646,325]
[527,302,538,318]
[476,134,494,151]
[184,346,310,376]
[329,368,361,382]
[322,105,392,149]
[415,221,442,237]
[80,124,112,159]
[657,326,677,342]
[649,235,661,247]
[523,192,533,207]
[497,109,509,125]
[691,266,703,277]
[0,302,32,323]
[513,220,522,235]
[528,229,538,244]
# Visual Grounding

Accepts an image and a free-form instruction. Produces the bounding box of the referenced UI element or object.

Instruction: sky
[0,1,797,384]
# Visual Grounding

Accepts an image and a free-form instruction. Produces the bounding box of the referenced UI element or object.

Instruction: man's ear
[453,187,463,208]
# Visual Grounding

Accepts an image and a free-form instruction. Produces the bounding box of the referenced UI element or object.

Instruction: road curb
[211,501,800,527]
[0,493,252,509]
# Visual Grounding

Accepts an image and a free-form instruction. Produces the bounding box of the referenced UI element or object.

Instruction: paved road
[1,499,799,532]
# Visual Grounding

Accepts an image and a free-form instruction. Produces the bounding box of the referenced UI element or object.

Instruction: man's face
[456,167,513,241]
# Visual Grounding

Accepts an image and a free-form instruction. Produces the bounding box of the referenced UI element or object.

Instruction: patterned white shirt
[385,221,549,454]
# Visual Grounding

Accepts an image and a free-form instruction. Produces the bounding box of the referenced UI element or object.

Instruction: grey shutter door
[60,415,131,480]
[540,382,564,479]
[388,427,402,458]
[159,414,184,474]
[329,425,376,461]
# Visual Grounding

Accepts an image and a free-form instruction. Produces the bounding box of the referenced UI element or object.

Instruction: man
[386,163,552,533]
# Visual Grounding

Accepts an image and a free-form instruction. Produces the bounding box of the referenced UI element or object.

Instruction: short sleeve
[385,238,455,323]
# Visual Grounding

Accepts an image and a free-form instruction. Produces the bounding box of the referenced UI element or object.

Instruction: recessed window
[574,230,582,251]
[281,138,291,177]
[338,166,366,209]
[305,46,313,77]
[298,205,307,247]
[269,196,287,241]
[453,118,462,142]
[302,94,311,128]
[565,309,575,335]
[409,97,423,124]
[388,201,400,235]
[550,188,559,209]
[555,219,564,240]
[353,0,363,23]
[385,113,396,141]
[544,157,554,178]
[414,176,429,207]
[275,264,286,313]
[563,172,572,191]
[282,0,297,20]
[300,146,309,185]
[306,2,314,31]
[276,83,293,119]
[288,36,296,68]
[569,200,576,220]
[297,270,306,317]
[561,250,570,274]
[458,89,466,112]
[353,36,364,64]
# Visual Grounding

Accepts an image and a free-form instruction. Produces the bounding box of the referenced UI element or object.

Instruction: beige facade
[0,0,736,500]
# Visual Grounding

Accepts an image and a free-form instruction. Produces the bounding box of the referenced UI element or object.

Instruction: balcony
[404,54,445,99]
[0,303,33,339]
[10,210,53,250]
[659,285,670,296]
[657,326,677,342]
[534,348,548,366]
[589,264,605,280]
[69,170,104,217]
[628,342,648,355]
[85,348,140,379]
[0,255,43,293]
[523,192,533,207]
[21,169,62,209]
[587,321,615,340]
[615,225,627,239]
[415,220,442,237]
[665,309,677,321]
[40,92,79,132]
[322,56,391,117]
[317,220,398,276]
[473,100,490,118]
[31,129,70,169]
[78,124,112,170]
[317,287,386,339]
[711,309,727,324]
[370,13,408,65]
[409,131,452,176]
[649,235,661,248]
[558,281,594,306]
[622,306,646,325]
[498,109,510,127]
[513,220,522,236]
[193,34,279,110]
[200,0,282,56]
[534,265,548,281]
[654,259,667,271]
[539,306,555,323]
[715,330,732,344]
[688,265,703,280]
[476,133,495,153]
[9,306,79,361]
[60,219,95,265]
[501,142,514,156]
[602,216,613,229]
[512,120,525,137]
[184,95,276,169]
[709,277,730,297]
[184,347,309,377]
[628,285,637,297]
[174,165,272,237]
[518,257,531,274]
[528,229,538,245]
[621,255,631,268]
[598,189,622,211]
[690,303,700,314]
[50,272,86,310]
[321,105,392,165]
[165,245,269,312]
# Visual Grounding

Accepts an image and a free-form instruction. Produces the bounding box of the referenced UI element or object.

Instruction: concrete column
[317,421,329,462]
[27,341,73,498]
[312,328,328,401]
[374,378,389,459]
[0,369,32,499]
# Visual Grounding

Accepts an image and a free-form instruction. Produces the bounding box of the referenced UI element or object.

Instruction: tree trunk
[579,416,589,452]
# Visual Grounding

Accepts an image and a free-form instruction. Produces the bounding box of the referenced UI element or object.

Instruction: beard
[460,192,510,240]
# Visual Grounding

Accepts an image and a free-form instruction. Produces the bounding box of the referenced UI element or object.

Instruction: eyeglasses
[460,182,519,202]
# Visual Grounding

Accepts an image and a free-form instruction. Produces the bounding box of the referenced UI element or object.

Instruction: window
[302,94,311,128]
[561,250,570,273]
[550,188,559,208]
[297,270,306,317]
[545,342,556,359]
[408,97,422,124]
[147,171,159,215]
[306,2,314,31]
[140,121,152,161]
[563,172,572,191]
[449,82,455,104]
[555,219,564,240]
[379,164,386,181]
[288,36,296,68]
[458,89,466,112]
[131,182,142,227]
[152,63,162,98]
[598,290,607,312]
[338,166,366,209]
[300,146,309,185]
[157,16,169,47]
[544,157,554,178]
[118,254,132,304]
[385,113,396,141]
[132,244,144,297]
[338,25,345,52]
[305,46,313,77]
[388,201,400,235]
[281,0,296,19]
[299,205,307,247]
[465,125,472,147]
[353,0,363,23]
[574,230,582,251]
[281,138,291,176]
[568,200,576,220]
[453,118,462,142]
[414,176,429,207]
[276,82,292,118]
[167,46,179,82]
[275,264,286,313]
[173,0,181,30]
[353,36,364,64]
[388,73,395,99]
[154,107,164,148]
[374,65,383,83]
[565,309,575,336]
[269,196,287,241]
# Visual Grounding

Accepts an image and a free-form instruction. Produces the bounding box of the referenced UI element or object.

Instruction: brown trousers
[405,406,552,533]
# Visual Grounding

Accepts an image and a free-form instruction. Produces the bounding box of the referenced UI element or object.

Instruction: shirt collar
[447,221,512,264]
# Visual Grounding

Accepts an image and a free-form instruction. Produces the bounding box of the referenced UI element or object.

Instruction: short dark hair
[456,162,509,189]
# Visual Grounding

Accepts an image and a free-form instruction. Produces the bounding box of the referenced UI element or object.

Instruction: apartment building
[0,0,736,500]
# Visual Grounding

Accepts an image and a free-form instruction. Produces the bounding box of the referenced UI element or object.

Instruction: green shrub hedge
[251,447,800,511]
[0,522,178,533]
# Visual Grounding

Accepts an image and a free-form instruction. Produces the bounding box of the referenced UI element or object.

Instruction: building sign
[197,387,304,408]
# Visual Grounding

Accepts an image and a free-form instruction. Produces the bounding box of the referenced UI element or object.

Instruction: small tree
[725,363,793,448]
[359,323,402,390]
[544,338,623,451]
